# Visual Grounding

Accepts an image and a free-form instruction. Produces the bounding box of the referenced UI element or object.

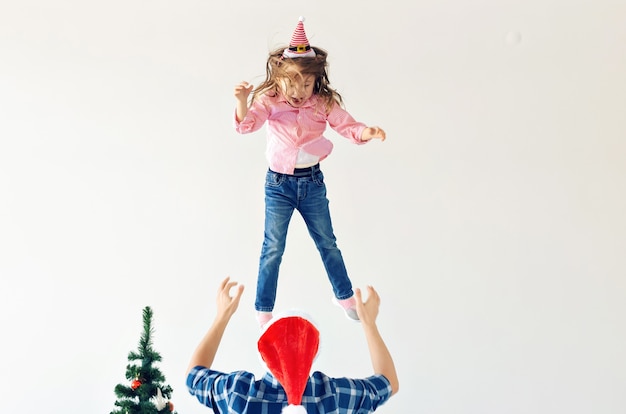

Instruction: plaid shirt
[187,366,392,414]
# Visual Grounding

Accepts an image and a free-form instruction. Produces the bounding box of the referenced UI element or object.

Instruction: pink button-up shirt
[234,92,368,174]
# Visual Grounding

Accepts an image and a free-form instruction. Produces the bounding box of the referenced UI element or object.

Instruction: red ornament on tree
[131,379,142,390]
[168,402,174,411]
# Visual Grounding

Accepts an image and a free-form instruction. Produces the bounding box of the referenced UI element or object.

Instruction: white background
[1,1,625,413]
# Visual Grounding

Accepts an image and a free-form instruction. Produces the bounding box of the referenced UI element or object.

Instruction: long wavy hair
[251,46,343,112]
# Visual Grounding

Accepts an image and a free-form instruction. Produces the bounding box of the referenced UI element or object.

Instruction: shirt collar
[262,372,281,387]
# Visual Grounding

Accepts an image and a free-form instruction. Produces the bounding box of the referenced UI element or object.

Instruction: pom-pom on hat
[283,16,316,58]
[258,311,320,414]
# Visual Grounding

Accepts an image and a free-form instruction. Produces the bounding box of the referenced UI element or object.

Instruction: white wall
[1,1,625,413]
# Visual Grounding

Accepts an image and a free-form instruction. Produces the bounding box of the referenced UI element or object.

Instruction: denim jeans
[255,165,354,312]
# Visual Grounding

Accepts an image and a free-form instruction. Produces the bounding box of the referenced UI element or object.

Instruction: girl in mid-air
[234,17,386,327]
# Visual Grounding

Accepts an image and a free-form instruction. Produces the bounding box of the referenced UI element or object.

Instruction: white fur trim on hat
[282,404,308,414]
[283,48,316,58]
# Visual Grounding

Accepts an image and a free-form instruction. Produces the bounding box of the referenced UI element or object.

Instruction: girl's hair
[251,46,343,112]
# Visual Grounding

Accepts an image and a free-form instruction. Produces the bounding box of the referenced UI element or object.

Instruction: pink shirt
[234,92,368,174]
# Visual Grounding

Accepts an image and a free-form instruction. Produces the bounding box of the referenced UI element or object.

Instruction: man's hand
[354,285,399,395]
[216,276,244,321]
[186,277,244,374]
[355,285,380,326]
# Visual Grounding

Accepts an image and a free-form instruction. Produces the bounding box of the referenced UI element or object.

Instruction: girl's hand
[234,81,254,122]
[361,126,386,142]
[234,81,254,103]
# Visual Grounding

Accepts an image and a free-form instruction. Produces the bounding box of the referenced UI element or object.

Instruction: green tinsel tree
[110,306,178,414]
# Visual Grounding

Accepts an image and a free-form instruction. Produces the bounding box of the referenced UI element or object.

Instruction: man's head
[258,312,320,414]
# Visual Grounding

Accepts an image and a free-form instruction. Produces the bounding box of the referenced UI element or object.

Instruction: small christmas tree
[110,306,178,414]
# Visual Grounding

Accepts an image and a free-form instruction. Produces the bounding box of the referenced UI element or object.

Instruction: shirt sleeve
[234,96,271,134]
[312,375,391,413]
[186,366,257,412]
[326,102,368,145]
[333,374,393,411]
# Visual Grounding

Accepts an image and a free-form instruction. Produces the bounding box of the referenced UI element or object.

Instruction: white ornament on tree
[151,388,168,411]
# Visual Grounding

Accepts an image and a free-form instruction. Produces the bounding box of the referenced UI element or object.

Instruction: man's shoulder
[188,366,258,385]
[309,370,388,382]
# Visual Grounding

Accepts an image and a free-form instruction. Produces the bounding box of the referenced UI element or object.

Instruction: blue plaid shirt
[187,366,392,413]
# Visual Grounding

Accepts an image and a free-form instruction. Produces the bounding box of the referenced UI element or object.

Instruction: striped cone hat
[283,16,316,58]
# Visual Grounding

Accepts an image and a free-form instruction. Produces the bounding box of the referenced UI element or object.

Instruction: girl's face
[279,68,316,108]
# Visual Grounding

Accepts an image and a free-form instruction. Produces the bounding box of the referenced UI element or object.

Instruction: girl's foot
[335,296,360,322]
[256,311,273,329]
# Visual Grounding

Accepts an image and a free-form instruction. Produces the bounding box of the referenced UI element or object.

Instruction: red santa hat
[257,311,320,414]
[283,16,316,59]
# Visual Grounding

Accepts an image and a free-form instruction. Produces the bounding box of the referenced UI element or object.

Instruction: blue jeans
[255,165,354,312]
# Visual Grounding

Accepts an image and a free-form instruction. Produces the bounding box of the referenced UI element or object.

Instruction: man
[186,277,399,413]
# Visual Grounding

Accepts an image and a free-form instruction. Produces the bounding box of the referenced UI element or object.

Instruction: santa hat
[258,311,320,414]
[283,16,316,58]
